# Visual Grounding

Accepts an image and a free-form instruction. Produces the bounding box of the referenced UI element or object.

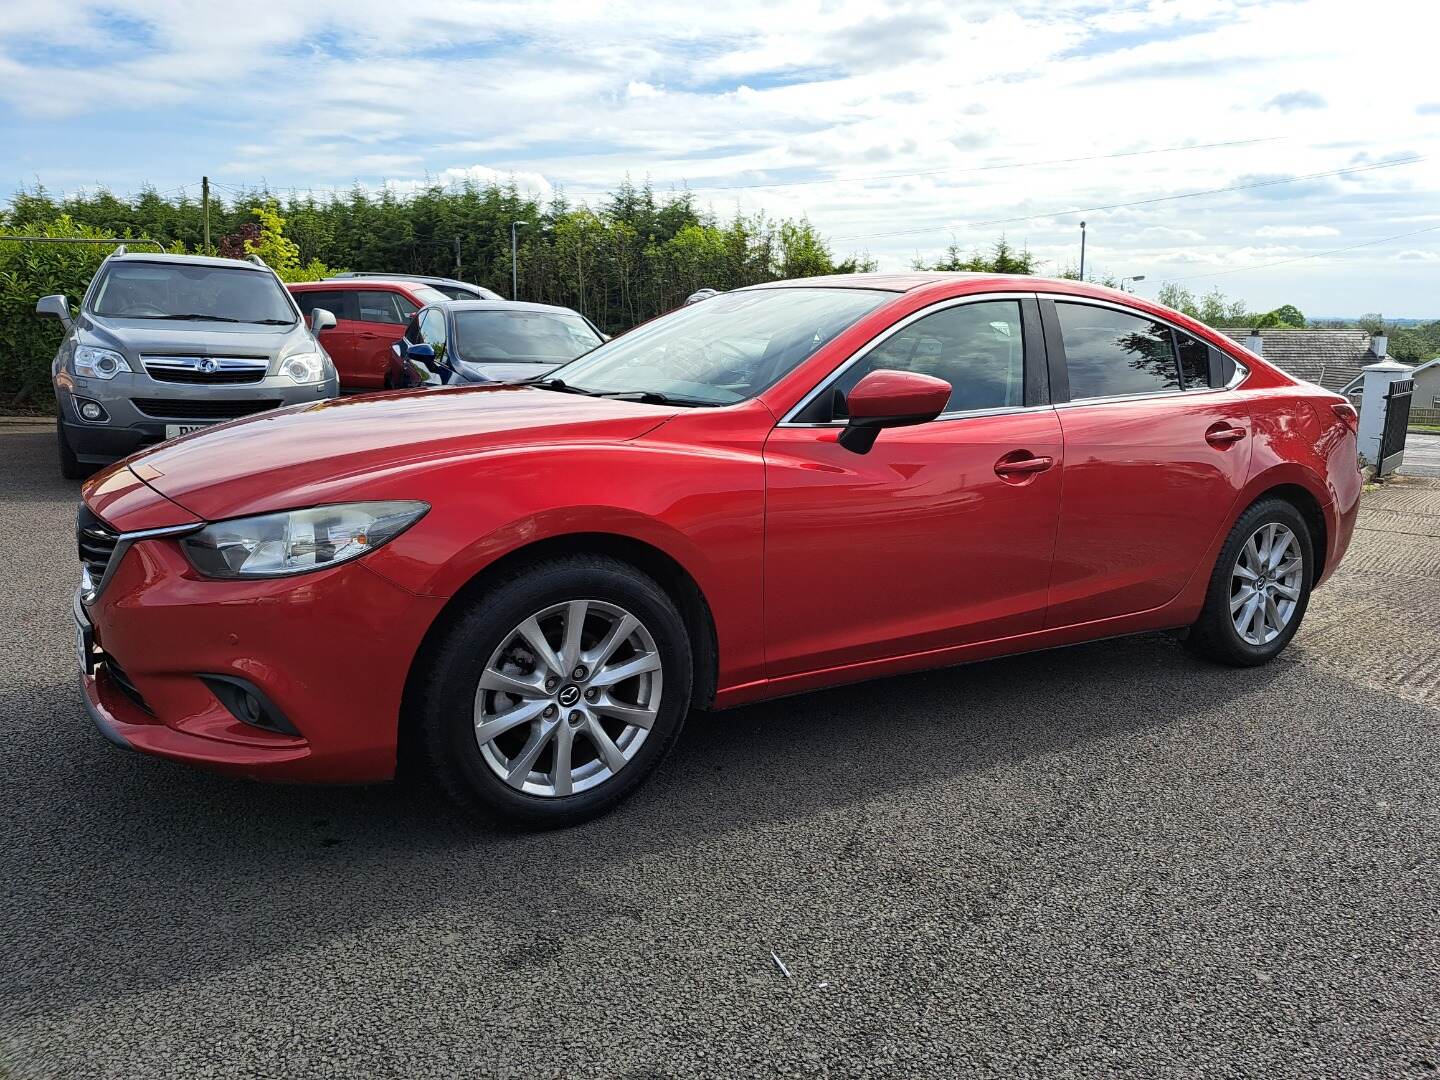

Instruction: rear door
[352,289,418,388]
[763,295,1063,675]
[1041,297,1251,627]
[295,289,361,387]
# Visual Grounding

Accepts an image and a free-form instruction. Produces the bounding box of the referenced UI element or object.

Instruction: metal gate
[1376,378,1414,478]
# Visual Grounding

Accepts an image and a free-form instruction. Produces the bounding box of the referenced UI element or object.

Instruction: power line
[828,155,1426,243]
[561,136,1284,197]
[1164,222,1440,282]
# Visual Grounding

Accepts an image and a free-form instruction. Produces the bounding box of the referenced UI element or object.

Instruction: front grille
[77,503,118,581]
[142,356,269,385]
[132,398,283,421]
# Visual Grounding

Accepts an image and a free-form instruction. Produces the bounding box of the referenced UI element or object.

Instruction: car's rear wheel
[57,419,91,480]
[413,554,692,827]
[1187,497,1313,666]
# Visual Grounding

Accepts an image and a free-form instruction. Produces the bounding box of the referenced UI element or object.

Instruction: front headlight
[282,351,326,383]
[73,346,131,380]
[180,501,428,579]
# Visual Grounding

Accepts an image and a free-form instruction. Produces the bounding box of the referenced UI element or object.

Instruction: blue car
[396,300,607,387]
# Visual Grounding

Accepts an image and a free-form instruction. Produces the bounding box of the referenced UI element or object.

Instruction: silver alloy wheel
[1230,522,1304,646]
[473,599,663,798]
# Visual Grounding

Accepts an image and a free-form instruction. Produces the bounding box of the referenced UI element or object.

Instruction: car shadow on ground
[7,629,1289,1015]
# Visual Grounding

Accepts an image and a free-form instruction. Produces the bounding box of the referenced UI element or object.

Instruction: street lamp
[510,220,529,300]
[1120,274,1146,293]
[1078,221,1087,281]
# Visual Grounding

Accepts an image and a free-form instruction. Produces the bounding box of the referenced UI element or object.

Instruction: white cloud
[1,0,1437,312]
[1255,224,1342,238]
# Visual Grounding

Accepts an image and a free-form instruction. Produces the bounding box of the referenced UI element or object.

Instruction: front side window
[91,262,296,324]
[356,290,409,325]
[1057,303,1180,399]
[822,300,1025,419]
[549,287,891,406]
[419,308,448,352]
[452,310,602,366]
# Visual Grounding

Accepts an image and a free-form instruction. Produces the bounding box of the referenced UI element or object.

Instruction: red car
[289,279,448,391]
[74,274,1362,827]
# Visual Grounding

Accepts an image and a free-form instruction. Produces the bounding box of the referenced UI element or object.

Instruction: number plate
[164,423,210,439]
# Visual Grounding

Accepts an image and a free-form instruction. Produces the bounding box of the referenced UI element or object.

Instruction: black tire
[412,553,693,828]
[1186,497,1314,666]
[57,419,91,480]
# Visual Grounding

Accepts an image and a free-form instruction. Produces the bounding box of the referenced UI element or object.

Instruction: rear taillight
[1332,402,1359,434]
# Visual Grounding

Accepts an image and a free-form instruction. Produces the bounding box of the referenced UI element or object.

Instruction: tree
[242,203,335,282]
[916,236,1037,274]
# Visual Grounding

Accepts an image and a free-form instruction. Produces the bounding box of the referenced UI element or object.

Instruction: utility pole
[510,220,529,300]
[1078,220,1087,281]
[202,176,211,256]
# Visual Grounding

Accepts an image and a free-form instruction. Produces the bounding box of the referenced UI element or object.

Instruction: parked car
[40,249,339,479]
[288,278,448,391]
[71,274,1362,827]
[398,300,605,386]
[329,272,504,301]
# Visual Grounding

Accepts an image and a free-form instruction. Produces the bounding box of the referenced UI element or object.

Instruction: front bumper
[57,373,339,465]
[75,533,445,783]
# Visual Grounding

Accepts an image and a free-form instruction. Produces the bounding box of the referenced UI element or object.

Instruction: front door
[763,297,1064,677]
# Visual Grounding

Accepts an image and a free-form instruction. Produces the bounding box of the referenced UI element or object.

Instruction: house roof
[1220,328,1382,392]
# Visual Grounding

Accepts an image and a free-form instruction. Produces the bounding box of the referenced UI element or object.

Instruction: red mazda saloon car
[73,274,1362,826]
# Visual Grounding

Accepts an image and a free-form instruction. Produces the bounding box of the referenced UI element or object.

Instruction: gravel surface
[2,423,1437,1079]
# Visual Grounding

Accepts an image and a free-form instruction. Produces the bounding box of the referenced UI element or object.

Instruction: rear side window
[1056,303,1180,399]
[1175,331,1211,389]
[356,290,410,324]
[294,289,358,322]
[829,299,1025,417]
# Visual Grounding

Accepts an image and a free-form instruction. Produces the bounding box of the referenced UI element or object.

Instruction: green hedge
[0,218,172,407]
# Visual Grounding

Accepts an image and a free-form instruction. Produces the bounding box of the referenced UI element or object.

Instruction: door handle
[1205,423,1247,447]
[994,453,1054,477]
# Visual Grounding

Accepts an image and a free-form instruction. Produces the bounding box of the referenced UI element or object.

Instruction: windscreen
[453,309,603,365]
[547,288,891,405]
[91,262,296,324]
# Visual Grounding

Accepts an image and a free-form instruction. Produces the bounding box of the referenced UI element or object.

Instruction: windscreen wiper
[145,313,242,322]
[598,390,714,408]
[525,378,601,396]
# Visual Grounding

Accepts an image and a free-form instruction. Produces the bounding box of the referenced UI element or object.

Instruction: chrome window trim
[1046,295,1249,402]
[779,291,1039,426]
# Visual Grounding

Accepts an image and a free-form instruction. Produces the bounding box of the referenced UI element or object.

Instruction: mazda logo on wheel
[557,685,581,707]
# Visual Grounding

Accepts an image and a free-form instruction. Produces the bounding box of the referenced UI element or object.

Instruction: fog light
[200,674,301,736]
[77,398,108,423]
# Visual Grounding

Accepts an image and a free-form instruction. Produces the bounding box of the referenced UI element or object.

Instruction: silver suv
[39,249,340,478]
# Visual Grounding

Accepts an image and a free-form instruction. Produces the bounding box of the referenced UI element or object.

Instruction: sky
[1,0,1437,316]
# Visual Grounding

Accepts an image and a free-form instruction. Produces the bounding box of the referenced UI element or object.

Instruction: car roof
[107,252,271,272]
[290,278,440,292]
[432,299,586,317]
[331,272,489,289]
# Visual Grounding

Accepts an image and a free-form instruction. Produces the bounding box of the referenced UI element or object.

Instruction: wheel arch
[398,531,721,764]
[1238,479,1330,585]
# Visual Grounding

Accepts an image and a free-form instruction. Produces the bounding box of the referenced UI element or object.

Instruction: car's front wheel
[412,554,693,828]
[1187,497,1314,666]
